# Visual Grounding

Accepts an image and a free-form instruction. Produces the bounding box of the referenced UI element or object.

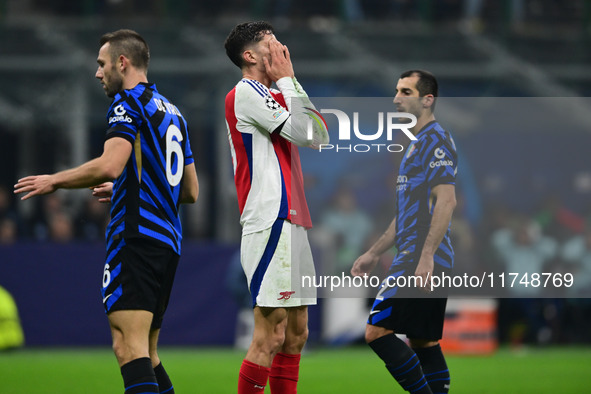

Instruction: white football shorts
[241,219,317,308]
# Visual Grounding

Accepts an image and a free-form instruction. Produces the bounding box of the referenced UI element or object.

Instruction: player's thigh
[254,306,288,332]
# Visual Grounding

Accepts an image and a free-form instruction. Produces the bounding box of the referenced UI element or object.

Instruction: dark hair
[100,29,150,71]
[400,69,438,110]
[224,21,274,69]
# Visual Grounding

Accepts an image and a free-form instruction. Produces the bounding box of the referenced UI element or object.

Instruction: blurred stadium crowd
[5,0,589,31]
[1,0,591,347]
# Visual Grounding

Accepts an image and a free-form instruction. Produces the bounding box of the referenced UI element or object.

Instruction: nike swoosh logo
[369,310,380,315]
[103,294,112,303]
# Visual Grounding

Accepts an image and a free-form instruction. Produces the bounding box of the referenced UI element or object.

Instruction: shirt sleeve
[275,77,329,148]
[105,98,141,143]
[235,80,290,136]
[184,125,195,166]
[422,133,458,188]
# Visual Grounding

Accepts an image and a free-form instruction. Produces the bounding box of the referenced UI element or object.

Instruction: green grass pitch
[0,346,589,393]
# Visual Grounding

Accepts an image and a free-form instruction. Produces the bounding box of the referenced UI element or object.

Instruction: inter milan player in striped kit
[15,29,199,394]
[224,22,328,394]
[352,70,457,394]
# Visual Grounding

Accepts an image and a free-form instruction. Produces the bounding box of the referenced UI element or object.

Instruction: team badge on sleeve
[265,95,281,110]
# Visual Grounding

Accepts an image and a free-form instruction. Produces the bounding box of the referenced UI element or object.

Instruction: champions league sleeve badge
[265,95,281,110]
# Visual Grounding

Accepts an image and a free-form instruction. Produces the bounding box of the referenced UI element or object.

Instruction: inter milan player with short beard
[352,70,457,394]
[224,21,328,394]
[15,29,199,394]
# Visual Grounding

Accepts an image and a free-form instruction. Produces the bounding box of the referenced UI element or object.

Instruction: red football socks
[269,352,301,394]
[238,359,270,394]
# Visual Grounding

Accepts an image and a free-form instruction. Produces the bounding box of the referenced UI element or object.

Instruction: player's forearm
[420,193,456,258]
[276,77,329,148]
[180,163,199,204]
[367,217,397,257]
[52,157,118,190]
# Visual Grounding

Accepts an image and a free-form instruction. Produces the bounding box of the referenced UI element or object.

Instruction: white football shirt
[225,78,312,235]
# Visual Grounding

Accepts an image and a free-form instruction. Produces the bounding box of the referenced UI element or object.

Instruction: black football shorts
[101,238,179,329]
[367,262,449,340]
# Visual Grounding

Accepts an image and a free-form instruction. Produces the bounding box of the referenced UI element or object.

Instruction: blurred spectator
[0,186,15,217]
[560,226,591,297]
[534,195,585,242]
[460,0,525,34]
[30,193,73,242]
[319,186,372,274]
[0,185,22,240]
[0,218,18,245]
[491,214,558,296]
[559,225,591,343]
[76,196,109,242]
[48,211,75,243]
[491,214,559,345]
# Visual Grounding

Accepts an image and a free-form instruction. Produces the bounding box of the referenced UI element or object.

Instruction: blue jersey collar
[414,120,438,140]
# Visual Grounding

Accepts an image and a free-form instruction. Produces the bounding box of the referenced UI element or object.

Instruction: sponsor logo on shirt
[109,104,132,124]
[429,147,453,168]
[396,175,408,191]
[430,159,454,168]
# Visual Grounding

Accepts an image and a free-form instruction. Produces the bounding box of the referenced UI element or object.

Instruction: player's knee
[364,330,376,344]
[111,337,128,364]
[409,339,438,348]
[365,325,388,344]
[111,333,148,366]
[252,329,285,355]
[298,326,309,344]
[283,326,308,353]
[271,329,288,352]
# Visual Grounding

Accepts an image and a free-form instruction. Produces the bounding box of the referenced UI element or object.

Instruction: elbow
[102,165,123,182]
[448,195,457,212]
[301,138,315,148]
[303,133,330,150]
[182,184,199,204]
[182,191,198,204]
[188,187,199,204]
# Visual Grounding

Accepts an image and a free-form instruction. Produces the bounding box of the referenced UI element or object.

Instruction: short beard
[106,74,124,98]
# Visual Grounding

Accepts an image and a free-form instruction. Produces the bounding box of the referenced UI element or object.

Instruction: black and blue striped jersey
[394,121,457,269]
[104,82,193,255]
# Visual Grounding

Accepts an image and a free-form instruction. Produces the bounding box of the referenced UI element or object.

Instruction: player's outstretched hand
[91,182,113,203]
[351,252,379,277]
[263,37,294,82]
[14,175,56,200]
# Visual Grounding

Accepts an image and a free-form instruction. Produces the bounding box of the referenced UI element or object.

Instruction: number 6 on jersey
[166,124,184,187]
